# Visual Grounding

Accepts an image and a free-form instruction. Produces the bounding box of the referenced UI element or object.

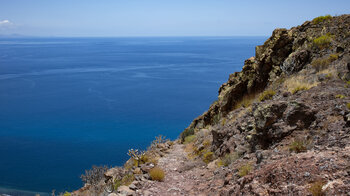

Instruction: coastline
[0,187,49,196]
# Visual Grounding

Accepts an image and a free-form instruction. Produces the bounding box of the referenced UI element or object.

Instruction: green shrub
[309,181,325,196]
[313,33,333,49]
[183,135,196,144]
[259,90,276,102]
[312,15,332,24]
[203,151,214,164]
[149,167,165,181]
[180,127,194,142]
[238,163,252,177]
[347,103,350,110]
[335,94,345,99]
[289,139,307,153]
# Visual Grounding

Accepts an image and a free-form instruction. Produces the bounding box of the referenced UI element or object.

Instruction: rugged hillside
[72,14,350,196]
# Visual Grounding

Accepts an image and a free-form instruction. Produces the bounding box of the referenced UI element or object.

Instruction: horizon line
[0,34,269,38]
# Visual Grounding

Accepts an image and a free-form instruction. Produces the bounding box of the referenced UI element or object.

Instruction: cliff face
[73,15,350,196]
[181,14,350,140]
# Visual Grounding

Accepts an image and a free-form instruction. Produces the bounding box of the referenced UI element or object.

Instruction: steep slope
[72,14,350,196]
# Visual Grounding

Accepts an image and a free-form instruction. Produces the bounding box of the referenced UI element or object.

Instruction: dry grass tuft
[259,90,276,102]
[309,181,325,196]
[283,75,318,94]
[234,92,259,109]
[149,167,165,181]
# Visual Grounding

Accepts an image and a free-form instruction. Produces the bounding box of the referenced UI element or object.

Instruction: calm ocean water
[0,37,265,194]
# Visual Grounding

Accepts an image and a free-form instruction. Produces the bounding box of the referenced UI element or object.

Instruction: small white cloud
[0,20,12,26]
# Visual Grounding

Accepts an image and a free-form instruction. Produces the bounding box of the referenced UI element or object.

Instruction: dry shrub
[289,139,308,153]
[309,181,325,196]
[80,165,109,185]
[149,167,165,181]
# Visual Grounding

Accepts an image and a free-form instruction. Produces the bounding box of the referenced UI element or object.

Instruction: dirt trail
[139,144,211,196]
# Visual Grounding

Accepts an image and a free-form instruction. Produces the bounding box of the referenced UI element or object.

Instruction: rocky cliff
[72,14,350,196]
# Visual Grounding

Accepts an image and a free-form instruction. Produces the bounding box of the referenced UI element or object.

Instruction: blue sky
[0,0,349,37]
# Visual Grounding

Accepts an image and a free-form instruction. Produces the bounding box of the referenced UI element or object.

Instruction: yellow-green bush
[335,94,345,99]
[238,163,252,177]
[312,15,332,24]
[309,181,325,196]
[289,139,307,153]
[313,33,333,49]
[347,103,350,110]
[259,90,276,102]
[63,192,71,196]
[183,135,196,144]
[149,167,165,181]
[203,151,214,164]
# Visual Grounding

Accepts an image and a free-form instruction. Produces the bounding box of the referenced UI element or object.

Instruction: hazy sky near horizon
[0,0,349,37]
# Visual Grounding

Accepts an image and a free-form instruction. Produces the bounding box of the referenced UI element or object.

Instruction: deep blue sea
[0,37,265,194]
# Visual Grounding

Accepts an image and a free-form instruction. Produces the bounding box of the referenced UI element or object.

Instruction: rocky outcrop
[182,14,350,138]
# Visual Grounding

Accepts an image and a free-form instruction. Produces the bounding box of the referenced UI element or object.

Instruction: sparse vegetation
[312,15,332,24]
[335,94,345,99]
[184,135,196,144]
[346,81,350,88]
[220,153,240,167]
[80,165,109,186]
[114,179,122,191]
[259,90,276,102]
[180,127,194,142]
[238,163,252,177]
[313,33,333,49]
[203,151,215,164]
[309,181,325,196]
[123,173,135,185]
[311,53,339,71]
[149,167,165,181]
[347,103,350,110]
[289,139,308,153]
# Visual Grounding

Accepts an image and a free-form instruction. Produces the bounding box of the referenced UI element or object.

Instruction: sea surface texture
[0,37,265,193]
